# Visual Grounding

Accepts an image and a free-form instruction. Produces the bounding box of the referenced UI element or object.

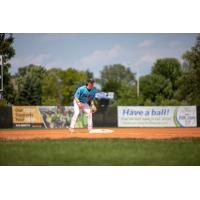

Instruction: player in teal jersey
[70,79,97,133]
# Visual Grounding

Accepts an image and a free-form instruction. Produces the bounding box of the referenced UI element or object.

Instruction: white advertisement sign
[118,106,197,127]
[95,92,114,99]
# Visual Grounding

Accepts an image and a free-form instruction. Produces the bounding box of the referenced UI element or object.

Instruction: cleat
[88,129,93,133]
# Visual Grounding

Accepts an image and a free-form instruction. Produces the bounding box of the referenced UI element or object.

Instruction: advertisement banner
[39,106,87,128]
[12,106,88,128]
[12,106,44,128]
[118,106,197,127]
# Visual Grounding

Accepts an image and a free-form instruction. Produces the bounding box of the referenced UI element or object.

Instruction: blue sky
[10,33,198,77]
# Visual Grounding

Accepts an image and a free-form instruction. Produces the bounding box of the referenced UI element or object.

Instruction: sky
[10,33,199,77]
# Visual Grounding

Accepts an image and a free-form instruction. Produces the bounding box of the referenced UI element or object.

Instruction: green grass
[1,138,200,166]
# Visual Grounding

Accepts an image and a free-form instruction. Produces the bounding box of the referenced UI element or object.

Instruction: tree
[58,68,88,105]
[14,65,92,106]
[140,74,173,104]
[152,58,182,90]
[0,33,15,104]
[175,35,200,105]
[41,68,62,105]
[114,81,138,106]
[41,68,88,105]
[15,64,46,105]
[99,64,136,97]
[84,69,94,80]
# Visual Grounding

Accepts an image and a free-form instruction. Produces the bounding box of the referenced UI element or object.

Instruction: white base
[89,129,114,134]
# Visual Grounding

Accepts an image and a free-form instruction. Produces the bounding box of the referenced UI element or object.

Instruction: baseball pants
[70,100,93,130]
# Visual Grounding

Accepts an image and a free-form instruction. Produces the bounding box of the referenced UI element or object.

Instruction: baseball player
[70,78,97,133]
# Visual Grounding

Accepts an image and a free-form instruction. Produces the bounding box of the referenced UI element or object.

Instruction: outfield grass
[1,138,200,166]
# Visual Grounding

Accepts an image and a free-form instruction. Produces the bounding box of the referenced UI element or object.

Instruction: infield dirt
[0,128,200,140]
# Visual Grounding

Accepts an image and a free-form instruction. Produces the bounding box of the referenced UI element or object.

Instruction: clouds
[138,40,155,48]
[10,54,51,74]
[75,45,121,69]
[123,55,156,76]
[10,33,197,77]
[134,55,156,68]
[41,33,67,41]
[168,41,181,48]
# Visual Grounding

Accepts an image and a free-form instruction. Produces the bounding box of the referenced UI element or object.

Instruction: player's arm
[91,100,97,113]
[91,89,97,113]
[74,97,80,104]
[74,88,83,109]
[91,100,95,107]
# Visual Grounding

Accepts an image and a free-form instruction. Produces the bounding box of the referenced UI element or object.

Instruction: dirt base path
[0,128,200,140]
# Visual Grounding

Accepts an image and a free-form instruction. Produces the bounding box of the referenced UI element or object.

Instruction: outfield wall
[0,106,199,128]
[0,106,12,128]
[198,106,200,127]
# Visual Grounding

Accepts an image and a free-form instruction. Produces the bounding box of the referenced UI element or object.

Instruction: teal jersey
[74,85,96,103]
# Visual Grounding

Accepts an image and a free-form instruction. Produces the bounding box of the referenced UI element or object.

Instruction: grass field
[1,138,200,166]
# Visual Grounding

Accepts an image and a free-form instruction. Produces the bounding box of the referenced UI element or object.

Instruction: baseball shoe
[88,129,93,133]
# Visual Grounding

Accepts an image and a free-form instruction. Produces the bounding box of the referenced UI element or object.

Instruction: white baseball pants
[70,100,93,130]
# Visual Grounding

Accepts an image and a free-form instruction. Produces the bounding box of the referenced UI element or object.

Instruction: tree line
[0,33,200,106]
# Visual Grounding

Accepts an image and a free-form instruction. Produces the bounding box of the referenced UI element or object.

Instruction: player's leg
[70,100,80,131]
[82,103,93,131]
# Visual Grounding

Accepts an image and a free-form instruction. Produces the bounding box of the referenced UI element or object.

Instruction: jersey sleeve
[74,87,82,99]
